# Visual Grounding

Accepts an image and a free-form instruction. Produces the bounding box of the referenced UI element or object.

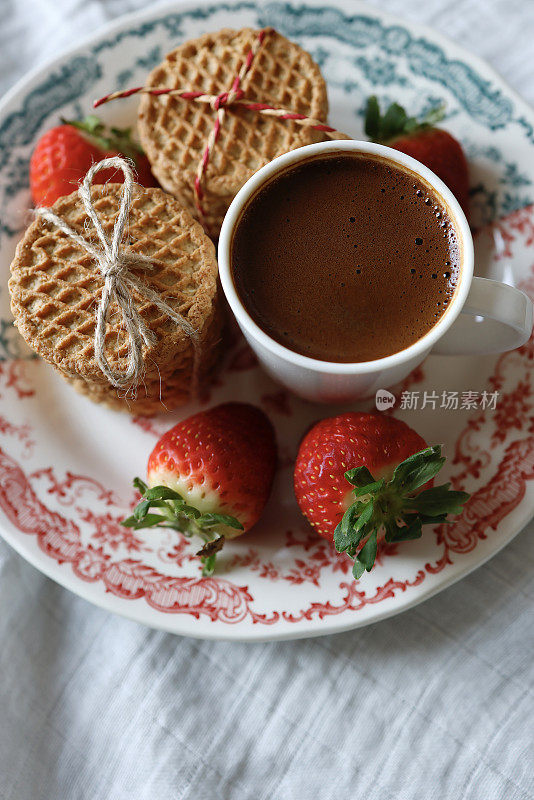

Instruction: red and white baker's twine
[94,27,349,231]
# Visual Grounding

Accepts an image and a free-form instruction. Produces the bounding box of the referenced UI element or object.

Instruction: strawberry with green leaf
[30,114,157,206]
[294,412,469,579]
[365,95,470,216]
[123,403,277,575]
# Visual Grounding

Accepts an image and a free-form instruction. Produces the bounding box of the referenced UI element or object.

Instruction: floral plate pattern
[0,0,533,640]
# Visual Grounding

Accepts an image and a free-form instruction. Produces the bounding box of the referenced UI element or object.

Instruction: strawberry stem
[61,115,145,163]
[364,96,446,144]
[334,445,469,579]
[122,481,243,576]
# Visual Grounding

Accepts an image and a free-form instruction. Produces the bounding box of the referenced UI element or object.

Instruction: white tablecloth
[1,2,534,798]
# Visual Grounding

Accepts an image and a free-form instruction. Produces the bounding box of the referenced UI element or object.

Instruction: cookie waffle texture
[63,295,223,415]
[138,27,329,236]
[8,183,221,414]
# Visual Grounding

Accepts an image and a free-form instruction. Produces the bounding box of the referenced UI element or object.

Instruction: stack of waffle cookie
[9,183,221,415]
[138,27,329,237]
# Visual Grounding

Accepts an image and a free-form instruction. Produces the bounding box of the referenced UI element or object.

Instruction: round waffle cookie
[138,27,329,236]
[9,183,221,414]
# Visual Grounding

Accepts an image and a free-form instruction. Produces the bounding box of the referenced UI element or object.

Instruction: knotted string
[94,28,350,230]
[35,157,201,394]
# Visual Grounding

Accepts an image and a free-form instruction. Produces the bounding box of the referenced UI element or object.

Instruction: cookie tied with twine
[8,158,221,415]
[96,27,341,237]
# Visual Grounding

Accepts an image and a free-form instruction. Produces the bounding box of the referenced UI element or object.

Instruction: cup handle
[431,277,533,355]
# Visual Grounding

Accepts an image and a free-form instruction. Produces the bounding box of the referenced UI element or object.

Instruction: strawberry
[123,403,277,574]
[30,114,157,206]
[365,96,470,217]
[294,412,469,579]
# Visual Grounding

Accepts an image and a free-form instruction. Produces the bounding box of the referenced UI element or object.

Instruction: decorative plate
[0,0,533,641]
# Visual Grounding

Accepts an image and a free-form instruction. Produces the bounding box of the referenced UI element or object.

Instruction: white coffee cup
[218,140,533,403]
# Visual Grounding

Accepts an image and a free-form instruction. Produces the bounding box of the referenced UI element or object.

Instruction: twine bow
[36,157,200,391]
[94,28,350,230]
